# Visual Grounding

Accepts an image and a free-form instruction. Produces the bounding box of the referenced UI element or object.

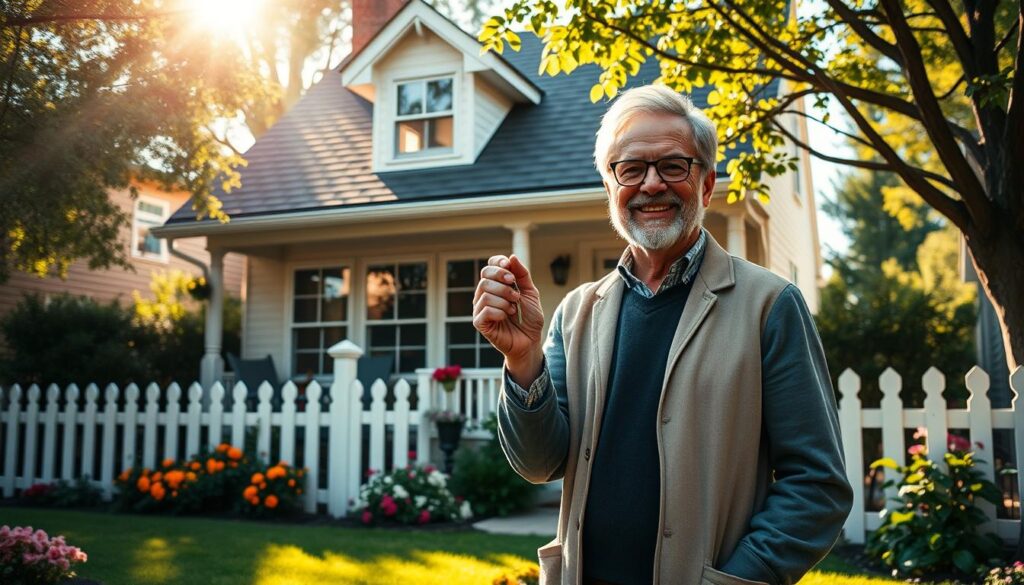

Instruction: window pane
[323,326,346,347]
[294,352,320,376]
[294,328,320,350]
[294,269,320,295]
[137,226,161,255]
[138,201,164,216]
[447,260,476,288]
[369,325,396,347]
[322,267,349,298]
[426,78,453,112]
[448,322,476,345]
[401,324,426,346]
[366,265,396,320]
[480,345,504,368]
[322,297,345,322]
[446,291,473,317]
[449,348,476,368]
[293,299,318,323]
[398,263,428,291]
[398,349,426,373]
[397,82,424,115]
[397,120,425,153]
[397,292,426,319]
[428,116,453,149]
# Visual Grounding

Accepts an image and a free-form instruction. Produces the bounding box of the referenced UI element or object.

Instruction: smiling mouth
[633,204,678,215]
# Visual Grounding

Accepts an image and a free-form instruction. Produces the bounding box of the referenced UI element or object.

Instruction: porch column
[505,222,536,269]
[726,214,746,258]
[200,249,225,390]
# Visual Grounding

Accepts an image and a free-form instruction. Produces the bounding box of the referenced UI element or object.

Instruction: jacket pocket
[700,564,769,585]
[537,537,562,585]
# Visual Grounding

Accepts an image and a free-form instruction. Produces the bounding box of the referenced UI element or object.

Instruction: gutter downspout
[168,239,210,282]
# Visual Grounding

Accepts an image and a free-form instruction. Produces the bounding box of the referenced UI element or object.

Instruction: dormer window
[395,76,454,155]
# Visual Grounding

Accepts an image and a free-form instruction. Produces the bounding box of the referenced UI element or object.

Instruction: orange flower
[264,495,279,509]
[227,447,242,460]
[277,460,289,468]
[297,489,303,495]
[249,496,260,506]
[171,490,178,498]
[216,461,226,472]
[297,470,304,477]
[251,472,265,485]
[243,486,258,500]
[259,482,267,490]
[137,476,151,492]
[118,468,132,482]
[151,472,163,483]
[150,482,166,501]
[206,458,218,474]
[190,461,201,471]
[164,470,185,489]
[287,479,296,488]
[162,458,174,468]
[216,443,230,453]
[229,461,238,468]
[186,472,197,482]
[267,466,286,480]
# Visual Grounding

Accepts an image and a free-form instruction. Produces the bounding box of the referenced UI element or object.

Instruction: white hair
[594,84,718,183]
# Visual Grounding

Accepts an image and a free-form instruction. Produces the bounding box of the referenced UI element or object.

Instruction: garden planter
[436,420,464,474]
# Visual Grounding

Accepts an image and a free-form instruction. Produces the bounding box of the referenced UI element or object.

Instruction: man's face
[603,113,715,251]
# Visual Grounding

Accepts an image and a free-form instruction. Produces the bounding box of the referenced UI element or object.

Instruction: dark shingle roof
[168,35,755,224]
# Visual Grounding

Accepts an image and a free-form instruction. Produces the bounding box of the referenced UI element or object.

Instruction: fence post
[61,384,80,481]
[838,369,865,544]
[257,382,273,463]
[879,368,904,510]
[327,339,362,518]
[143,383,160,469]
[100,384,119,498]
[3,385,22,497]
[922,367,948,465]
[303,381,322,514]
[121,384,139,473]
[185,383,203,459]
[1011,367,1024,538]
[416,370,432,466]
[230,382,247,449]
[394,379,411,470]
[208,382,224,449]
[22,385,41,490]
[966,367,996,535]
[164,383,181,463]
[41,384,59,483]
[346,379,362,512]
[82,385,99,480]
[280,382,297,466]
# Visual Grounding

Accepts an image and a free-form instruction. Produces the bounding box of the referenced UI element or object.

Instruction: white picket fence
[0,340,505,518]
[839,365,1024,544]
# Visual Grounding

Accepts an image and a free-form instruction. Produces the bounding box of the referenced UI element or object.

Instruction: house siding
[0,184,244,327]
[242,255,287,373]
[473,74,513,159]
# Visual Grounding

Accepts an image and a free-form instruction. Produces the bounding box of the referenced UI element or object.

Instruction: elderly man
[472,84,852,585]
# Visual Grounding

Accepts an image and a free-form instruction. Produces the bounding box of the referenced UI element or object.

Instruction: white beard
[608,184,705,251]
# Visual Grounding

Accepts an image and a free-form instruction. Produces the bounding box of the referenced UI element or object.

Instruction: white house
[153,0,822,397]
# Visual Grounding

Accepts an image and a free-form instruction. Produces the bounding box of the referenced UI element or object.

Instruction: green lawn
[2,508,951,584]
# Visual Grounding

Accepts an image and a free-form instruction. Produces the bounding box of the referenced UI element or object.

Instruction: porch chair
[356,355,395,410]
[225,353,281,408]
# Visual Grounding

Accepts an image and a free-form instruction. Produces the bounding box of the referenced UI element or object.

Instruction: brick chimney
[351,0,409,56]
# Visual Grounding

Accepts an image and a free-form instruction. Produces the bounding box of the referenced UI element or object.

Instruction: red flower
[418,510,431,524]
[408,450,417,460]
[424,464,436,473]
[362,510,373,524]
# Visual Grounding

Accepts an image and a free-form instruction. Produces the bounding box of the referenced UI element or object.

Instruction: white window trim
[282,259,355,382]
[131,195,170,263]
[438,250,505,369]
[362,253,434,383]
[393,74,456,159]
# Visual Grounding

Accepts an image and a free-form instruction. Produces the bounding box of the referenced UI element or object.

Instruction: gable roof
[166,34,763,227]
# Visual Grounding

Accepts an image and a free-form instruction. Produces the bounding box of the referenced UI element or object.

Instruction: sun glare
[186,0,265,37]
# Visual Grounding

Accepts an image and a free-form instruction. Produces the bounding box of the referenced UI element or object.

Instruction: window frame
[131,196,170,263]
[363,255,433,382]
[393,74,456,158]
[284,261,354,380]
[439,252,506,370]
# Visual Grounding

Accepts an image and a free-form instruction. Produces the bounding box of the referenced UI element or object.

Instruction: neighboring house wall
[0,183,245,326]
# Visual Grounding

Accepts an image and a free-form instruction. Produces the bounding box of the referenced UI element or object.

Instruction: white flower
[414,495,427,508]
[383,476,393,485]
[459,500,473,520]
[393,484,409,499]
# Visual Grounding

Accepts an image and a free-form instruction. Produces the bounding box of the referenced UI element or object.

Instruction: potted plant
[424,409,468,474]
[432,365,462,393]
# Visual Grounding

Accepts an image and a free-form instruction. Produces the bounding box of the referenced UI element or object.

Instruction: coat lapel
[591,273,624,431]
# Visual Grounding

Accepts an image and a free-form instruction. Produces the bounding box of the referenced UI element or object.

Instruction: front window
[366,262,428,374]
[445,258,504,368]
[395,77,453,156]
[132,198,169,261]
[292,267,350,377]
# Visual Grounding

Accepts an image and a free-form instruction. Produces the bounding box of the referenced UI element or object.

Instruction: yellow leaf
[970,483,983,492]
[889,510,915,525]
[604,82,617,99]
[505,30,521,51]
[870,457,900,470]
[589,84,604,103]
[706,90,721,105]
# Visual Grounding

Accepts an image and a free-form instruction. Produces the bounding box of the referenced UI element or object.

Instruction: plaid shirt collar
[616,228,707,298]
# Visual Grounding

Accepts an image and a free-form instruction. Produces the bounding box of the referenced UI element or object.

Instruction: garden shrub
[0,525,87,585]
[350,462,473,526]
[113,443,304,517]
[985,561,1024,584]
[450,413,539,518]
[19,476,103,508]
[865,433,1004,578]
[493,565,539,585]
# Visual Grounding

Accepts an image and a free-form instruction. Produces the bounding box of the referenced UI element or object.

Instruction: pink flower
[408,472,416,479]
[424,465,436,473]
[913,427,927,440]
[908,444,927,456]
[418,510,431,524]
[947,433,971,452]
[361,510,373,524]
[408,450,417,460]
[975,440,986,450]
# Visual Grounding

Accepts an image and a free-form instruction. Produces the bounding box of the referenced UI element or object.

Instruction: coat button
[584,447,591,461]
[663,528,673,537]
[661,415,671,424]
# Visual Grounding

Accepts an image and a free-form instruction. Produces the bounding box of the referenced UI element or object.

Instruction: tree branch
[825,0,903,64]
[204,125,244,157]
[1,10,182,28]
[0,25,25,134]
[926,0,975,75]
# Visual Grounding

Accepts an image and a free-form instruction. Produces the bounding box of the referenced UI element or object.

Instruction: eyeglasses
[608,157,702,187]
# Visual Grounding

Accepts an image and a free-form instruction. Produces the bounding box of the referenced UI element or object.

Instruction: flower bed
[349,459,473,526]
[0,525,87,585]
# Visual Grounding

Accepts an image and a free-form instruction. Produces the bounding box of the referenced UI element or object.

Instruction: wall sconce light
[550,255,571,286]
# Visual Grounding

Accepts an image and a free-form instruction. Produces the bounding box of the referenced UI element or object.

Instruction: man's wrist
[506,349,544,389]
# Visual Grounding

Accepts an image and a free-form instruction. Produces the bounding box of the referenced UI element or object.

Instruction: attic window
[396,77,453,155]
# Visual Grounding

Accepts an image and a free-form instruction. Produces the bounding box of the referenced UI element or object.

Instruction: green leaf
[952,549,975,573]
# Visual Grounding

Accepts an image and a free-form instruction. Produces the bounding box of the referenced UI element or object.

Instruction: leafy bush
[0,525,87,585]
[985,562,1024,584]
[19,477,103,508]
[113,443,304,517]
[865,436,1003,578]
[493,565,539,585]
[350,462,473,526]
[450,414,539,518]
